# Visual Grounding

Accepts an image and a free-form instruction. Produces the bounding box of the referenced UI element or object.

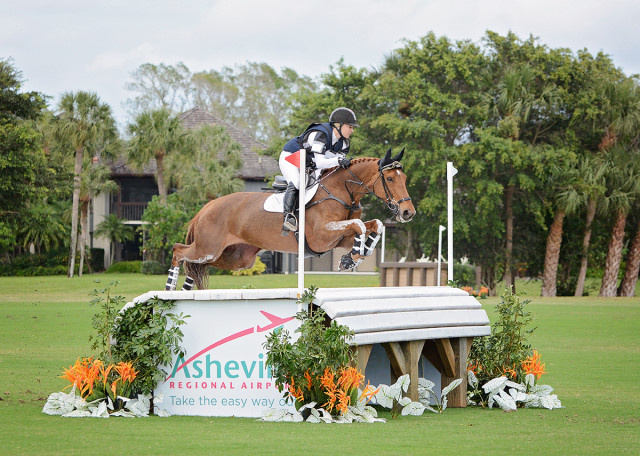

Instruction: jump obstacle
[127,285,489,417]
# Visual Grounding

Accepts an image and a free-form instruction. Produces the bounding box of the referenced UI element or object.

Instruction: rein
[306,160,411,218]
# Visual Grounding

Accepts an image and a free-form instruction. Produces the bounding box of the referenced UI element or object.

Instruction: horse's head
[374,148,416,223]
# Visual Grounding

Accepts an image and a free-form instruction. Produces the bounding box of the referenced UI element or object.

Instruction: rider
[279,107,359,232]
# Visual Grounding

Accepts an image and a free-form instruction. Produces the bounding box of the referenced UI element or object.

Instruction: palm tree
[597,78,640,297]
[171,124,244,202]
[599,146,640,297]
[93,214,135,265]
[77,157,118,276]
[487,64,560,290]
[127,109,188,203]
[618,208,640,296]
[541,165,581,296]
[573,156,608,296]
[16,201,68,254]
[55,91,116,277]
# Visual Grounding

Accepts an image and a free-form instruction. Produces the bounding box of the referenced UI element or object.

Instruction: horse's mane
[320,157,378,176]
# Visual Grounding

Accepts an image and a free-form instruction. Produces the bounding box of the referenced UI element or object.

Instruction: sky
[2,0,639,129]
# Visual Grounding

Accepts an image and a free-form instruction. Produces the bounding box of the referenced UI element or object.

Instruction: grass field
[1,273,639,455]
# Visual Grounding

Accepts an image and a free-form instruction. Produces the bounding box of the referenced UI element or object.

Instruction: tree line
[1,30,638,297]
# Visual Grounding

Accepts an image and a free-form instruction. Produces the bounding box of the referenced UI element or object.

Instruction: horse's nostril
[402,210,414,221]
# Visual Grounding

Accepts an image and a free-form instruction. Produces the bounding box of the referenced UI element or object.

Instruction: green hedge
[105,261,142,274]
[0,248,104,276]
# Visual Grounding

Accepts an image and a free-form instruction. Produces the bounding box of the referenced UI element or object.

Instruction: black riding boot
[282,182,298,232]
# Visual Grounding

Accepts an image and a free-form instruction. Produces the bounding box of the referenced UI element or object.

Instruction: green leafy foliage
[141,192,200,264]
[88,282,188,396]
[263,286,355,404]
[468,287,535,388]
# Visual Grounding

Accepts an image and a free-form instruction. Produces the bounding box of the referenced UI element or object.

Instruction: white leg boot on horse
[165,266,180,290]
[181,276,195,291]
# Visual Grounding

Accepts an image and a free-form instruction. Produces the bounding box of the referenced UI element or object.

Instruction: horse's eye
[386,176,394,182]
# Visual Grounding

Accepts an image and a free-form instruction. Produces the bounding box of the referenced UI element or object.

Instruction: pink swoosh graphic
[164,311,294,382]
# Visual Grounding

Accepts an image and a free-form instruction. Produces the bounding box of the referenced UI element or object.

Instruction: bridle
[307,160,412,218]
[374,162,413,215]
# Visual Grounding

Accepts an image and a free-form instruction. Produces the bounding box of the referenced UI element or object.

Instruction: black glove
[305,151,316,170]
[338,156,351,169]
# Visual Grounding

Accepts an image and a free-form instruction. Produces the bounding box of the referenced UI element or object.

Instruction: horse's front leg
[361,219,384,257]
[322,219,367,271]
[340,219,384,270]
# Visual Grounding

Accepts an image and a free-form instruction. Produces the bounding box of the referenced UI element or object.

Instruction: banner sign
[155,297,300,417]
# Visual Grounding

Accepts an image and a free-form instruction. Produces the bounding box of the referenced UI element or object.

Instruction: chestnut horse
[165,149,415,290]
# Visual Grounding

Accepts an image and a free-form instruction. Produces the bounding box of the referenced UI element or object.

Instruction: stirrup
[282,213,298,232]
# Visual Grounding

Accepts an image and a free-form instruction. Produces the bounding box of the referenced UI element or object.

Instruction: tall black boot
[282,182,298,233]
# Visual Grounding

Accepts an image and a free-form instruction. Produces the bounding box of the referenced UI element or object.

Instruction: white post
[380,225,386,263]
[297,149,306,306]
[437,225,446,286]
[447,162,457,285]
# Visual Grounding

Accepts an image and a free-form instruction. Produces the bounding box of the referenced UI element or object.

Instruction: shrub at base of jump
[466,287,562,411]
[42,282,189,417]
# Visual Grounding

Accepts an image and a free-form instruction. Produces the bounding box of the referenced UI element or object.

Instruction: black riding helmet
[329,107,359,127]
[329,107,359,142]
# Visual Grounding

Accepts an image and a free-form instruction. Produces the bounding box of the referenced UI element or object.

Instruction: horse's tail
[182,216,209,290]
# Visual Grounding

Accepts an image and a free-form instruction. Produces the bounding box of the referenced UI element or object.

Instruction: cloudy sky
[3,0,639,128]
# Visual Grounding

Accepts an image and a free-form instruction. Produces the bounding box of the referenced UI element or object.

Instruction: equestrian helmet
[329,107,359,127]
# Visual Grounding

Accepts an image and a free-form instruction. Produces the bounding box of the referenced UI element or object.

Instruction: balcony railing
[112,202,147,221]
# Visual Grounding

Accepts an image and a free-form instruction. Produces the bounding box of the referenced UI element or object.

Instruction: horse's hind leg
[165,243,189,290]
[165,264,180,290]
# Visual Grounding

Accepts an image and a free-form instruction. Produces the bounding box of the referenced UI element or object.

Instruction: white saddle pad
[263,184,320,213]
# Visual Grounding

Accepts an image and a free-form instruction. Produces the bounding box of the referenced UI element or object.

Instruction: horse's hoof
[339,253,355,271]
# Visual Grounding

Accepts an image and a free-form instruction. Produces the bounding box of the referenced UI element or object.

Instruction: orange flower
[522,350,547,379]
[358,381,380,405]
[501,364,517,380]
[114,361,138,383]
[335,389,351,415]
[60,357,100,398]
[320,367,335,389]
[303,370,313,390]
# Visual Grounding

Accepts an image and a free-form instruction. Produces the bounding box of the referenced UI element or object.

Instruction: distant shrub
[0,248,90,276]
[106,261,142,274]
[141,260,167,275]
[231,257,267,276]
[453,262,476,287]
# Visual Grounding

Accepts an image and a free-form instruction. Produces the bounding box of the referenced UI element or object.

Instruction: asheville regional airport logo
[165,310,294,391]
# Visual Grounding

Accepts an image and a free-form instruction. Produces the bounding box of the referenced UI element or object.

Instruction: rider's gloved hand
[338,156,351,169]
[305,151,316,170]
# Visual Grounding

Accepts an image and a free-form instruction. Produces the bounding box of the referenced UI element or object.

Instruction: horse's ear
[392,148,405,162]
[378,148,392,169]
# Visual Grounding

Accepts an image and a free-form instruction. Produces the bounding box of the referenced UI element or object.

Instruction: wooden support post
[440,337,470,408]
[382,341,405,385]
[402,340,425,401]
[352,344,373,373]
[381,340,425,401]
[435,338,456,377]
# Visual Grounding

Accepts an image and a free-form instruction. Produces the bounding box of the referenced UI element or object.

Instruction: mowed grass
[0,273,639,455]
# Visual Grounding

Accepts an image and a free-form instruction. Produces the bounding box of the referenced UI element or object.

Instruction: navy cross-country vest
[283,122,349,154]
